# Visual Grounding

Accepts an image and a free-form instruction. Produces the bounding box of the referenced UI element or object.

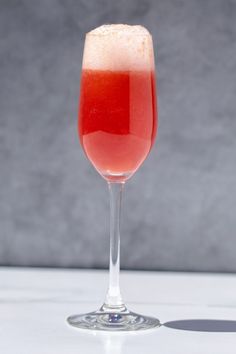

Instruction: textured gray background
[1,0,236,271]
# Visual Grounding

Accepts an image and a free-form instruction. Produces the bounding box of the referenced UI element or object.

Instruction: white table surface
[1,267,236,354]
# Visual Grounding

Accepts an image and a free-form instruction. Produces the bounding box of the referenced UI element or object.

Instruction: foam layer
[89,24,151,36]
[83,24,155,71]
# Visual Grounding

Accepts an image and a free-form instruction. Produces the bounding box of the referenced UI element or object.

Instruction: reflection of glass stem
[103,335,124,354]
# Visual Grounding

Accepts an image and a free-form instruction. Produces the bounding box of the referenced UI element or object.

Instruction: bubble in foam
[83,24,155,71]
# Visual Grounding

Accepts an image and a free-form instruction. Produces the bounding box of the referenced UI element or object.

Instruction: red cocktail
[68,24,160,331]
[79,69,157,180]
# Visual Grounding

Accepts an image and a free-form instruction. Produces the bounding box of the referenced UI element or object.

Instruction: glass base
[67,304,160,331]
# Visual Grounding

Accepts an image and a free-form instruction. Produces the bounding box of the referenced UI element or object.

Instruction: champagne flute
[67,24,159,331]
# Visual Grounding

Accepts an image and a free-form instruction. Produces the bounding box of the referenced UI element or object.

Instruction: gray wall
[1,0,236,271]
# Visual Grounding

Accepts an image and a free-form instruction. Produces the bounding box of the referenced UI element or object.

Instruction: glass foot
[67,304,160,331]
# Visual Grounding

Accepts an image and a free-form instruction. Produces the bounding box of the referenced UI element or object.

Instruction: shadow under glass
[164,319,236,332]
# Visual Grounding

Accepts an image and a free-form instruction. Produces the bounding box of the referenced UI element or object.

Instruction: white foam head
[83,24,155,71]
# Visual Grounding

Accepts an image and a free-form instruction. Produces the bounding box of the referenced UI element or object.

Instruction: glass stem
[104,181,125,309]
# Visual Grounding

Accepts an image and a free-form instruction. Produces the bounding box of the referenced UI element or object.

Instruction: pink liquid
[79,69,157,180]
